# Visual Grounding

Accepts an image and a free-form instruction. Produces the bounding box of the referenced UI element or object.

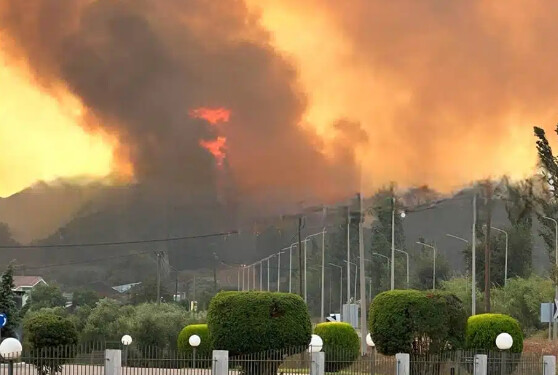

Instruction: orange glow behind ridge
[189,107,231,125]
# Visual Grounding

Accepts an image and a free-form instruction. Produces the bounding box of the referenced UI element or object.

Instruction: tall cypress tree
[0,264,20,338]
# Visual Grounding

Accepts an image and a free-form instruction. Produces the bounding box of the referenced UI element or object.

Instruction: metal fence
[409,351,544,375]
[318,348,396,375]
[122,346,214,375]
[228,346,311,375]
[0,343,105,375]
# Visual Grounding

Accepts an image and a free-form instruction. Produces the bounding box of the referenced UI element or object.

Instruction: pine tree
[0,264,20,338]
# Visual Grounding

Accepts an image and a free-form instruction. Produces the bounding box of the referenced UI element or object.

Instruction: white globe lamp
[121,335,133,346]
[495,333,513,350]
[0,338,23,359]
[400,211,406,218]
[366,333,375,347]
[308,334,323,353]
[189,334,201,348]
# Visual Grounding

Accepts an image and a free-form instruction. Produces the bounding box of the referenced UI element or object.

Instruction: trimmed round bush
[24,312,78,375]
[208,291,311,354]
[466,313,523,353]
[314,322,359,372]
[369,290,466,355]
[177,324,211,358]
[208,291,311,375]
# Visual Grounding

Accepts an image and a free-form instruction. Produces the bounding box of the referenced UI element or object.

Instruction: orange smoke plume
[189,107,231,125]
[199,137,227,166]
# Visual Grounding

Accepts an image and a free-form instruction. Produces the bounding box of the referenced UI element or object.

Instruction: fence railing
[0,344,554,375]
[410,350,545,375]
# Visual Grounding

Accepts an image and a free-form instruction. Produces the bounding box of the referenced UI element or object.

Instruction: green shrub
[314,322,359,372]
[466,313,523,353]
[178,324,211,356]
[369,290,466,355]
[177,324,211,367]
[24,312,78,375]
[208,291,311,375]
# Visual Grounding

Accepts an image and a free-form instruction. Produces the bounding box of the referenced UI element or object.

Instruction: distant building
[12,276,47,308]
[112,282,141,294]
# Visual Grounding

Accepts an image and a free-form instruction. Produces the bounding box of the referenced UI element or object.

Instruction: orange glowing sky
[1,0,553,197]
[0,51,114,197]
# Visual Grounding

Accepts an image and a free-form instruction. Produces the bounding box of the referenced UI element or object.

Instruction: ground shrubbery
[24,312,79,375]
[208,291,311,375]
[177,324,211,357]
[466,313,523,353]
[369,290,467,355]
[314,322,359,372]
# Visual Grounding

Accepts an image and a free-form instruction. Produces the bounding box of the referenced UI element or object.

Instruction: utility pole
[213,252,218,294]
[347,206,351,303]
[390,196,395,290]
[358,193,367,355]
[472,194,477,315]
[484,183,493,313]
[155,251,163,305]
[298,216,304,297]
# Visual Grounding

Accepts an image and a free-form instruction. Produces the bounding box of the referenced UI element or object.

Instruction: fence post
[395,353,410,375]
[543,355,556,375]
[105,349,122,375]
[310,352,325,375]
[474,354,487,375]
[212,350,229,375]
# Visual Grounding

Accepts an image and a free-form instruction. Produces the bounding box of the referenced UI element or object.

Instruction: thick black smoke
[0,0,358,207]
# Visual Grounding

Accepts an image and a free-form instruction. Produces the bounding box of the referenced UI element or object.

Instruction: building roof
[12,276,46,289]
[112,282,141,293]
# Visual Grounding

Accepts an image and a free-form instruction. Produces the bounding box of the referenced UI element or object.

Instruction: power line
[0,230,238,249]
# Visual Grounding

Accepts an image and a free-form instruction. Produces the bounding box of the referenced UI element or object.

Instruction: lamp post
[394,249,410,288]
[491,226,509,286]
[289,242,298,293]
[542,215,558,339]
[189,334,201,369]
[277,250,286,292]
[391,198,406,290]
[343,260,357,301]
[304,232,326,306]
[366,332,376,374]
[308,334,323,375]
[496,332,513,375]
[416,241,437,290]
[329,263,343,314]
[121,335,132,367]
[0,338,22,375]
[372,253,390,286]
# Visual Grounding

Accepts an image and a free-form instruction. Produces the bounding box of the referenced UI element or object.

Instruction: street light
[308,334,323,353]
[343,260,357,301]
[394,249,410,288]
[121,335,132,367]
[329,263,343,314]
[496,332,513,375]
[372,253,390,285]
[304,231,326,312]
[277,250,286,292]
[416,241,437,290]
[491,226,509,286]
[446,234,469,244]
[189,334,201,369]
[0,338,22,375]
[391,197,407,290]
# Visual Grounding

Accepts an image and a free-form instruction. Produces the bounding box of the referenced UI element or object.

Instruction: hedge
[24,312,79,375]
[177,324,211,358]
[369,290,466,355]
[314,322,359,372]
[466,313,523,353]
[207,291,311,355]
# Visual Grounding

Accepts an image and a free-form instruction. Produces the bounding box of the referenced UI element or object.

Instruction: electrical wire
[0,230,238,249]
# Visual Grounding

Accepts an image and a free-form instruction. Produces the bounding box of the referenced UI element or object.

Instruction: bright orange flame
[189,107,231,125]
[200,136,227,166]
